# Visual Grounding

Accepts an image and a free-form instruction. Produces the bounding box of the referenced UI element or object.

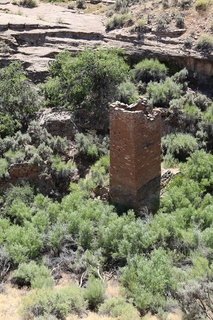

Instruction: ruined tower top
[109,100,161,212]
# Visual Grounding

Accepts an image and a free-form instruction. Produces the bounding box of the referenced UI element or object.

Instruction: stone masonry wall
[110,101,161,211]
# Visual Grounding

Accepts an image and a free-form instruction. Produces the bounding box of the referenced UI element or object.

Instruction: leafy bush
[89,155,110,188]
[2,184,35,216]
[0,158,8,179]
[147,77,183,108]
[19,0,37,7]
[0,62,41,137]
[118,81,139,104]
[106,14,133,30]
[176,278,213,319]
[6,224,43,263]
[184,36,193,48]
[48,136,67,155]
[84,276,106,310]
[195,0,211,10]
[21,285,87,319]
[27,121,50,147]
[156,13,171,31]
[75,133,98,160]
[135,18,146,32]
[75,132,109,161]
[196,35,213,51]
[4,150,25,165]
[43,48,129,111]
[162,133,198,164]
[175,14,184,28]
[0,40,10,53]
[181,149,213,190]
[183,103,202,119]
[51,155,76,175]
[179,0,192,9]
[12,261,54,289]
[120,249,176,313]
[99,297,140,320]
[76,0,86,8]
[133,58,168,84]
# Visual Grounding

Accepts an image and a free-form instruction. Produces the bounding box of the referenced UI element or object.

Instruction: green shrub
[4,150,25,165]
[76,0,86,8]
[37,143,53,162]
[12,261,54,289]
[89,155,110,188]
[147,77,183,108]
[84,276,106,310]
[6,224,43,263]
[106,14,133,30]
[0,40,10,53]
[176,278,213,319]
[162,0,169,8]
[2,184,34,215]
[0,62,41,136]
[184,36,193,48]
[181,149,213,190]
[75,133,99,160]
[156,13,171,31]
[7,199,32,225]
[120,249,176,312]
[51,155,76,174]
[175,14,184,28]
[161,133,198,164]
[27,121,50,147]
[0,158,8,178]
[43,48,129,112]
[183,103,202,119]
[14,131,32,146]
[136,18,146,32]
[21,285,87,319]
[0,219,10,244]
[190,256,213,279]
[133,58,168,84]
[48,136,67,155]
[202,226,213,248]
[196,35,213,51]
[118,81,139,104]
[114,0,129,13]
[203,105,213,123]
[47,223,67,254]
[99,297,140,320]
[19,0,37,7]
[195,0,211,10]
[179,0,192,9]
[0,113,19,138]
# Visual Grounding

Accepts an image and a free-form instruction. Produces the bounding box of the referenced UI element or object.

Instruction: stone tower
[109,101,161,211]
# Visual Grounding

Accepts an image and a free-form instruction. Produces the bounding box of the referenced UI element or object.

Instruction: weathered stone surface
[109,101,161,211]
[9,162,42,180]
[36,108,78,139]
[1,1,213,80]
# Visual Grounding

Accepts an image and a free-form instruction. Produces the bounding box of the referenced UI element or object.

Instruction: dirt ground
[0,275,182,320]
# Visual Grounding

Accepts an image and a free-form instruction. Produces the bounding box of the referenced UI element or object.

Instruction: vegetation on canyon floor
[1,47,213,320]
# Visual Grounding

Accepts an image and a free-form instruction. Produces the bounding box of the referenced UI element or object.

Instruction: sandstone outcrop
[36,108,78,139]
[0,1,213,80]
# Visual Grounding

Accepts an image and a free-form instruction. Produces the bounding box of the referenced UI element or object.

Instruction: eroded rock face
[9,162,42,180]
[36,108,78,139]
[0,1,213,80]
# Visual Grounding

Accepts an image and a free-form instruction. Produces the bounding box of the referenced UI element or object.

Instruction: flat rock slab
[0,2,105,32]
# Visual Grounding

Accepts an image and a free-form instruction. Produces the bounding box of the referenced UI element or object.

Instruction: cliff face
[1,1,213,81]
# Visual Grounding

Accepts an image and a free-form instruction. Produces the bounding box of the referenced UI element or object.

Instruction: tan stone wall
[110,101,161,211]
